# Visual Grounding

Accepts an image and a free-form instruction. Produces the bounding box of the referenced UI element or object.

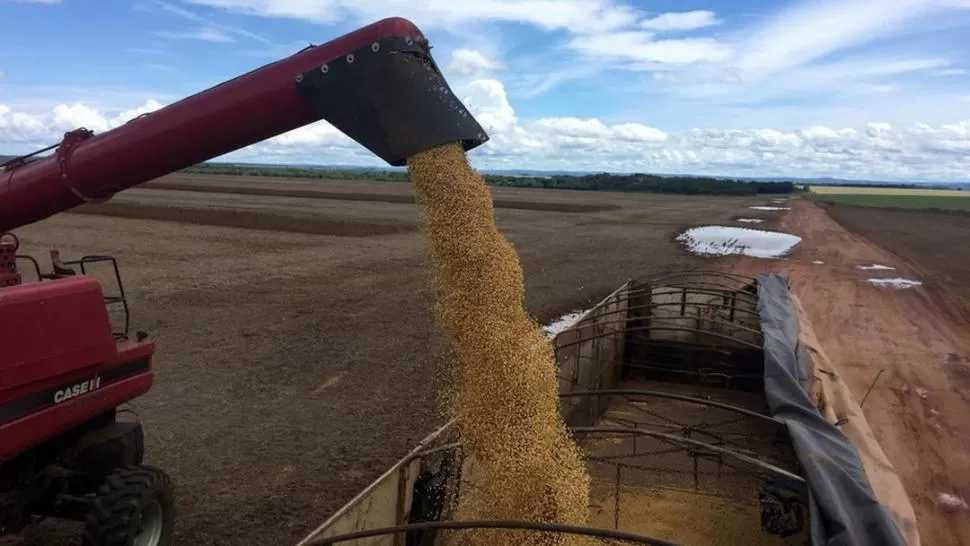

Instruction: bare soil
[142,173,621,213]
[825,204,970,326]
[8,175,755,545]
[733,199,970,546]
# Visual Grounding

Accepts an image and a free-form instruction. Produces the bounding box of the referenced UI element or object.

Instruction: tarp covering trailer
[298,271,918,546]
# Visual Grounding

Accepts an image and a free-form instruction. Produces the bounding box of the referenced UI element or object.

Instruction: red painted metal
[0,276,116,388]
[0,338,155,461]
[0,276,155,458]
[0,17,423,232]
[1,371,155,461]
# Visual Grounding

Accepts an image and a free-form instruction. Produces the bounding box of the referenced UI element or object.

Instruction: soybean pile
[407,143,591,544]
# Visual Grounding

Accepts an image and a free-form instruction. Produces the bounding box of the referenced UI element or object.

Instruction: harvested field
[8,175,757,545]
[826,205,970,324]
[142,173,622,213]
[811,194,970,211]
[732,199,970,546]
[74,201,418,236]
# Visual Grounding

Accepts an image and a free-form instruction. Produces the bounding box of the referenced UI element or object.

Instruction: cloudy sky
[2,0,969,181]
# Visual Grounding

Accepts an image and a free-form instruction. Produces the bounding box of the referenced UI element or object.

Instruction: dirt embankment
[733,199,970,546]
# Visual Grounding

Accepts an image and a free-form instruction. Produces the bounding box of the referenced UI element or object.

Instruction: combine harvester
[0,18,485,546]
[0,17,917,546]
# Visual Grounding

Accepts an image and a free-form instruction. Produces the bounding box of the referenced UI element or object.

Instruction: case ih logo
[54,377,102,404]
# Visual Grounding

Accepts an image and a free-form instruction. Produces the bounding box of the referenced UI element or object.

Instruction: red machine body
[0,276,153,461]
[0,16,485,541]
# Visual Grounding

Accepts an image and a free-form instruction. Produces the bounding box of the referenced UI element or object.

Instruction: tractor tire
[82,465,175,546]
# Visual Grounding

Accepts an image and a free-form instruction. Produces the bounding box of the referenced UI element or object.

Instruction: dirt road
[735,200,970,545]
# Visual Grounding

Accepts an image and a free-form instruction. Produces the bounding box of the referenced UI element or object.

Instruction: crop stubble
[142,178,621,213]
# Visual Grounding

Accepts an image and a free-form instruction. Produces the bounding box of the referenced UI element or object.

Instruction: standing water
[677,226,802,258]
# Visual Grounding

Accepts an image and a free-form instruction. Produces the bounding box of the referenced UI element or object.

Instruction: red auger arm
[0,17,488,233]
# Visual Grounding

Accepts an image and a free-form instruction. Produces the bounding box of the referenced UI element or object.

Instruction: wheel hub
[135,500,164,546]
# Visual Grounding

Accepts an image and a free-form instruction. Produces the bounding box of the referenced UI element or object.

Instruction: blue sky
[2,0,969,180]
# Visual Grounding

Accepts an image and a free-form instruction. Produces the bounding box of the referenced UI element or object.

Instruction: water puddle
[867,278,922,289]
[938,493,968,509]
[812,260,825,265]
[736,218,764,224]
[858,264,896,271]
[542,311,585,338]
[749,206,791,211]
[677,226,802,258]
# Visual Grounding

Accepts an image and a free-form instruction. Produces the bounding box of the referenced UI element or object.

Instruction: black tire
[82,465,175,546]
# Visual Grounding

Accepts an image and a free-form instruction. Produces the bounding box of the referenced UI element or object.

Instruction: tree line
[182,163,796,195]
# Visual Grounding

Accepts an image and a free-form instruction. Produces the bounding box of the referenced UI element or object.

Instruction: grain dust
[407,144,590,545]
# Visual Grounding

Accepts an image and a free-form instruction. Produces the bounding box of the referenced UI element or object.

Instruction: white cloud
[52,104,111,133]
[156,27,235,42]
[569,32,731,64]
[460,79,518,133]
[669,54,960,108]
[935,68,968,76]
[533,117,666,143]
[0,105,48,144]
[867,122,893,136]
[640,11,719,31]
[732,0,969,78]
[612,123,668,142]
[115,100,166,123]
[475,100,970,179]
[862,58,952,76]
[943,120,970,138]
[536,117,609,138]
[799,126,841,141]
[748,129,801,151]
[155,1,271,44]
[448,49,502,75]
[183,0,641,33]
[177,0,970,109]
[865,84,898,93]
[3,81,970,181]
[269,120,355,146]
[0,100,166,148]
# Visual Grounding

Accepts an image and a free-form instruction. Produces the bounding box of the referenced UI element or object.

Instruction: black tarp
[755,273,906,546]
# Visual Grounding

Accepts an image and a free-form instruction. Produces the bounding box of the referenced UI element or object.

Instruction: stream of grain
[407,143,590,545]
